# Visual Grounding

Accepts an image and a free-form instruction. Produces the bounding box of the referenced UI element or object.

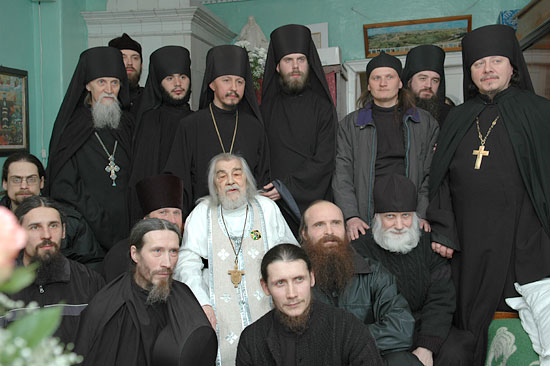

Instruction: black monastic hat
[136,174,183,215]
[402,45,446,99]
[262,24,334,106]
[374,174,417,213]
[366,51,403,81]
[461,24,533,100]
[108,33,142,58]
[198,45,262,121]
[137,45,192,122]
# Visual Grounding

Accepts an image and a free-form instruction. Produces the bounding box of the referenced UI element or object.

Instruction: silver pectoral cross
[105,155,120,186]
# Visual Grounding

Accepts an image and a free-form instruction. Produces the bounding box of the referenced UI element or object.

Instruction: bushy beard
[279,68,309,95]
[415,94,441,121]
[31,243,64,285]
[303,234,355,294]
[372,214,421,254]
[276,301,311,334]
[218,184,248,210]
[145,275,173,305]
[92,94,122,129]
[161,86,189,107]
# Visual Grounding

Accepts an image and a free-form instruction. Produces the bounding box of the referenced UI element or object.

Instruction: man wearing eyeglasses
[1,152,104,268]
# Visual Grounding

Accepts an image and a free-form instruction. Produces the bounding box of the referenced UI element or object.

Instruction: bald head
[300,200,346,245]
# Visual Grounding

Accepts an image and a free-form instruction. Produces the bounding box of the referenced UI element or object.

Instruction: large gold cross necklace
[221,205,249,288]
[472,115,499,170]
[209,103,238,154]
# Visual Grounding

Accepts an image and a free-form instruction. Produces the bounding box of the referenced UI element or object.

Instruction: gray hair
[200,153,258,207]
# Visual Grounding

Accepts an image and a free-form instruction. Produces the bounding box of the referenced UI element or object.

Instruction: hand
[346,217,370,241]
[431,242,454,258]
[419,219,431,232]
[412,347,433,366]
[202,305,217,329]
[261,183,281,201]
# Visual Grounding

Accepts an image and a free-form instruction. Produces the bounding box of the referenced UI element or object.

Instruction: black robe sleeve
[426,175,460,250]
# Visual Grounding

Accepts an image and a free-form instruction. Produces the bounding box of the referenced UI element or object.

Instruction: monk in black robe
[45,47,133,252]
[75,218,217,366]
[128,46,193,225]
[427,24,550,365]
[260,24,336,234]
[401,45,452,125]
[109,33,144,116]
[164,45,270,215]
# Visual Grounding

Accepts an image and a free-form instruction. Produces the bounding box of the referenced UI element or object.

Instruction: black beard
[161,87,189,107]
[415,94,441,121]
[32,249,65,285]
[276,302,311,335]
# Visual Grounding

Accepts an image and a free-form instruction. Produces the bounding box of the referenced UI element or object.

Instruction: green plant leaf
[7,306,62,348]
[0,264,37,294]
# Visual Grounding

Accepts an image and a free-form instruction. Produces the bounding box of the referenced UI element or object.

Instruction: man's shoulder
[254,195,279,210]
[241,308,275,338]
[68,258,105,285]
[188,199,211,217]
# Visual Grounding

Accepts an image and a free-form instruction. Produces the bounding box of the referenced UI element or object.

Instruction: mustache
[319,234,343,245]
[152,269,173,276]
[37,240,58,249]
[225,91,240,98]
[98,93,117,102]
[15,189,32,195]
[225,184,240,192]
[481,75,498,82]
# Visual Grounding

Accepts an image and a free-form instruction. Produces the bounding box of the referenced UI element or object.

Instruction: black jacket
[3,256,105,345]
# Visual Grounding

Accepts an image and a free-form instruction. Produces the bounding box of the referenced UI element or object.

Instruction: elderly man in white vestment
[174,153,297,365]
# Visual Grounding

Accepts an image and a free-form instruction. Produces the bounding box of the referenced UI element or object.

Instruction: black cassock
[48,106,132,251]
[261,87,336,229]
[128,104,193,223]
[428,87,550,365]
[75,273,217,366]
[163,103,270,215]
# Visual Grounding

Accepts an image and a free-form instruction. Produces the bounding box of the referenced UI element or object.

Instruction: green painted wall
[0,0,88,171]
[204,0,531,61]
[0,0,39,170]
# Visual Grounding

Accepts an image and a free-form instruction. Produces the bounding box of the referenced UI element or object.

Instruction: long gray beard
[92,94,122,129]
[372,213,421,254]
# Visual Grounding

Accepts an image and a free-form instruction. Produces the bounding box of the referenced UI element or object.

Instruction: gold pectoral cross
[472,145,489,170]
[228,264,245,288]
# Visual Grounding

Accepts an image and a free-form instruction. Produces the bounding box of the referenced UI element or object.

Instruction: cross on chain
[472,145,489,170]
[105,155,120,186]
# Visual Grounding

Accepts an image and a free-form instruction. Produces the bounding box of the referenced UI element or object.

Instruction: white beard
[219,184,248,210]
[372,213,421,254]
[92,93,122,129]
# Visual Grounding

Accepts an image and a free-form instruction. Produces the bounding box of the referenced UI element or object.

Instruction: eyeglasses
[8,175,40,185]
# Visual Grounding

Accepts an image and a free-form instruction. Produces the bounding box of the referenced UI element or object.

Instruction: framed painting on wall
[363,15,472,58]
[0,66,29,156]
